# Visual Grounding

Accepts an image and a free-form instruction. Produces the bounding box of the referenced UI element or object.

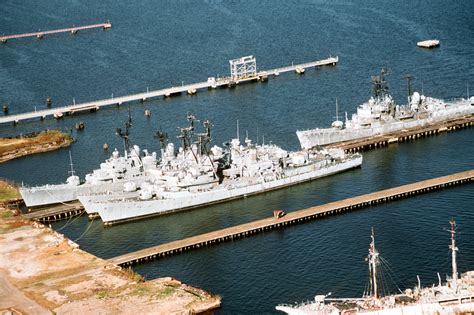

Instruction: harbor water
[0,0,473,313]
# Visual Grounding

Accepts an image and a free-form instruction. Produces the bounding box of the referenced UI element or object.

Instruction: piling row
[333,116,474,154]
[108,169,474,267]
[23,203,84,223]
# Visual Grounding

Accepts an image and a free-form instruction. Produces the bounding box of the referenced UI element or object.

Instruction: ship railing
[276,300,316,308]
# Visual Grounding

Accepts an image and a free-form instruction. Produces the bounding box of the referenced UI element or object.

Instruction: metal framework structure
[229,55,257,80]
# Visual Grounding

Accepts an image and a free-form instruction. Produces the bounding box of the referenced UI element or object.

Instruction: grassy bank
[0,130,73,163]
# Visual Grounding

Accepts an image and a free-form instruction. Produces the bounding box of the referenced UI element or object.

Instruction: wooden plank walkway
[0,56,338,125]
[331,115,474,153]
[108,169,474,267]
[23,201,84,223]
[0,22,111,43]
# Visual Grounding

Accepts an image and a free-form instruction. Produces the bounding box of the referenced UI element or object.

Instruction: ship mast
[368,227,379,299]
[449,219,458,290]
[68,150,75,177]
[404,75,414,105]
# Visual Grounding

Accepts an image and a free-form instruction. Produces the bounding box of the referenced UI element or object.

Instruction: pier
[108,169,474,267]
[0,56,338,125]
[331,115,474,153]
[23,201,84,223]
[0,22,112,43]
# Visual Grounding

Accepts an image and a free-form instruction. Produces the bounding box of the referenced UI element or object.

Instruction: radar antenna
[116,107,133,156]
[371,69,389,99]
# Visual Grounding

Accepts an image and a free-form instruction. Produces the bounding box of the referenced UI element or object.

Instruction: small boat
[295,66,305,74]
[417,39,440,48]
[75,122,85,130]
[187,88,197,95]
[53,112,64,119]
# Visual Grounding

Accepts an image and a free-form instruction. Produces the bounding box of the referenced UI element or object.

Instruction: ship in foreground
[80,114,362,225]
[297,69,474,149]
[276,220,474,314]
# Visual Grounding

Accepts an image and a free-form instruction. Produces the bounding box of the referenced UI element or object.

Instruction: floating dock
[331,115,474,153]
[0,56,338,125]
[417,39,440,48]
[23,201,84,222]
[108,169,474,267]
[0,22,112,43]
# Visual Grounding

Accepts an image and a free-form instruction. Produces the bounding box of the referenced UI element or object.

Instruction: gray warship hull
[94,155,362,225]
[297,98,473,149]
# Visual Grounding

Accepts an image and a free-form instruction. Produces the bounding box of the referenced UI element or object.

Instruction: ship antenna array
[371,68,389,99]
[116,107,133,157]
[449,219,459,291]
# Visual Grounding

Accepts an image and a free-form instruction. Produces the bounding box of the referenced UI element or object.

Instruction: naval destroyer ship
[297,70,474,149]
[276,220,474,315]
[80,114,363,225]
[19,113,158,207]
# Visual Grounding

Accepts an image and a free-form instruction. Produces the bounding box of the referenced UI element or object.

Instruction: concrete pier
[0,22,111,44]
[0,56,338,125]
[23,201,84,223]
[330,115,474,154]
[108,169,474,267]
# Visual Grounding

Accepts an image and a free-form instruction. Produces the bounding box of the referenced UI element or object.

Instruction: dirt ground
[0,209,221,314]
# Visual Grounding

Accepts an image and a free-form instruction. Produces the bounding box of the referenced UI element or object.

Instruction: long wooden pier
[331,115,474,153]
[0,56,338,125]
[23,201,84,223]
[0,22,112,43]
[108,169,474,267]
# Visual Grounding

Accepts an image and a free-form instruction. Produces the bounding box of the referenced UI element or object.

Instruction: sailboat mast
[335,98,339,121]
[450,220,458,288]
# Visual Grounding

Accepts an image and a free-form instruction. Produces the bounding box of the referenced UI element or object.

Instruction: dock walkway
[23,201,84,222]
[331,115,474,153]
[0,22,111,43]
[0,56,338,125]
[109,169,474,267]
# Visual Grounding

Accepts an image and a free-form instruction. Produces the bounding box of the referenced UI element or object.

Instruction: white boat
[297,70,474,149]
[19,114,158,208]
[276,220,474,315]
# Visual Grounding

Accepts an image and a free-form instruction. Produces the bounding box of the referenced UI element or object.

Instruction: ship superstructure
[276,220,474,314]
[19,112,158,208]
[79,114,363,225]
[297,70,474,149]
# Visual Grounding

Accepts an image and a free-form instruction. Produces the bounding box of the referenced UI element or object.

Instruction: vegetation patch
[0,180,20,202]
[0,129,74,163]
[130,285,151,297]
[96,290,109,299]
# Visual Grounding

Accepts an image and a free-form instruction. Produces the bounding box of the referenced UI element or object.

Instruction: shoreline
[0,130,74,163]
[0,198,221,314]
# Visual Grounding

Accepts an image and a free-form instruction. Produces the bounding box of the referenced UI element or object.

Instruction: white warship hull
[297,100,473,149]
[276,299,474,315]
[20,180,140,208]
[95,156,362,225]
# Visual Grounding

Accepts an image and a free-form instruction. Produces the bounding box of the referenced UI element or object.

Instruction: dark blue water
[0,1,473,313]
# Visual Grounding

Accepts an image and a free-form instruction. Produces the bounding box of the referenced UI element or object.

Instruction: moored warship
[82,115,363,225]
[276,220,474,314]
[19,113,158,208]
[297,70,474,149]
